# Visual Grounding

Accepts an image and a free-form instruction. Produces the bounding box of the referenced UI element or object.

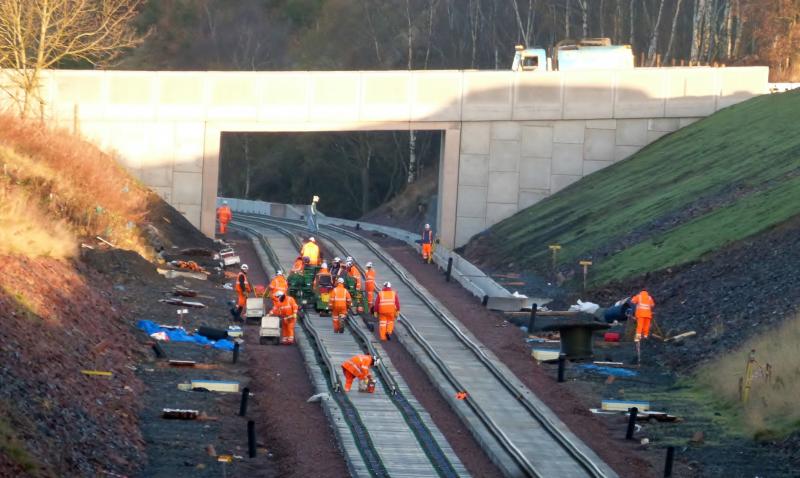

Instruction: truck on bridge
[512,38,634,72]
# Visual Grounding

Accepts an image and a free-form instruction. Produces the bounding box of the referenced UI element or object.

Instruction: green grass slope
[462,89,800,286]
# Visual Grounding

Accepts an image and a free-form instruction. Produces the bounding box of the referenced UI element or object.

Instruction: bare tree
[647,0,667,65]
[0,0,145,117]
[664,0,685,62]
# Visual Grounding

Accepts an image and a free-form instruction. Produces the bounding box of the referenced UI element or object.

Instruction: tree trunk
[664,0,684,63]
[565,0,571,38]
[578,0,588,38]
[599,0,605,37]
[691,0,708,61]
[629,0,635,46]
[408,131,417,184]
[361,144,371,215]
[647,0,667,65]
[615,0,623,43]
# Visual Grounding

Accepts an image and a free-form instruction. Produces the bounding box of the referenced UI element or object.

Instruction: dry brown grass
[0,115,151,257]
[0,184,75,258]
[699,313,800,437]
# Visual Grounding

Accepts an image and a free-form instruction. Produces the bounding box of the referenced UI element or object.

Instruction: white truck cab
[512,38,634,72]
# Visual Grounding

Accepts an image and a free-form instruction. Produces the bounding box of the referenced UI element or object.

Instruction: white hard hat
[333,257,341,262]
[372,355,381,366]
[337,277,345,284]
[383,281,391,288]
[276,270,283,276]
[222,200,228,205]
[424,223,430,229]
[275,290,285,297]
[345,260,352,266]
[313,195,319,202]
[241,264,249,271]
[309,237,316,242]
[365,262,373,268]
[321,262,328,268]
[346,256,353,262]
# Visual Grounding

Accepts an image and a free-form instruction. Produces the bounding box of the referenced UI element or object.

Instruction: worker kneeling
[330,278,351,334]
[372,282,400,341]
[270,291,299,345]
[341,354,379,393]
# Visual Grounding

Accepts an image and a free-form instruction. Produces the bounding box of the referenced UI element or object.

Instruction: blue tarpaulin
[577,364,639,377]
[137,320,236,351]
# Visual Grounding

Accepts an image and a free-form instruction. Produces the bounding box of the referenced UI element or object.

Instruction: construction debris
[190,380,240,393]
[665,331,697,342]
[168,360,196,367]
[161,409,199,420]
[601,399,651,412]
[158,269,208,281]
[81,370,113,378]
[531,347,560,362]
[159,298,207,308]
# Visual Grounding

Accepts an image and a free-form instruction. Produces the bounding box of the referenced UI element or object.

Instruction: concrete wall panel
[487,172,520,203]
[616,119,649,146]
[486,202,519,224]
[521,125,554,157]
[513,73,563,119]
[172,171,203,205]
[614,68,666,118]
[563,70,615,119]
[519,156,551,190]
[551,174,581,193]
[361,73,411,121]
[583,160,614,175]
[717,67,769,108]
[462,72,514,121]
[615,145,642,162]
[458,154,489,187]
[461,123,491,154]
[455,217,486,248]
[308,73,360,121]
[489,140,520,172]
[586,119,616,129]
[492,122,521,140]
[456,186,488,218]
[411,72,462,121]
[665,68,718,117]
[584,128,616,161]
[262,74,310,121]
[175,203,201,228]
[518,189,548,209]
[174,123,206,173]
[552,143,584,175]
[553,121,585,144]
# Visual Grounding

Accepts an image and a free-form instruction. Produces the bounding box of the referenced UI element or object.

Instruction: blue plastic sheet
[137,320,236,351]
[577,363,639,377]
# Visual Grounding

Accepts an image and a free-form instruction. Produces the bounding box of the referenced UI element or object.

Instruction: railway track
[236,214,618,478]
[232,220,467,478]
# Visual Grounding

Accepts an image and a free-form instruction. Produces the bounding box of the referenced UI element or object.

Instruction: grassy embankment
[464,89,800,286]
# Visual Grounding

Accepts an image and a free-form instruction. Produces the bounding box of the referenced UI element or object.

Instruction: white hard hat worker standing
[371,281,400,341]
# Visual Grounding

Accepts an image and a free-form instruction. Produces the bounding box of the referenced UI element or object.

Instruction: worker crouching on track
[330,278,352,333]
[364,262,376,308]
[271,291,299,345]
[341,354,380,393]
[267,270,288,299]
[372,282,400,341]
[631,289,655,363]
[216,201,232,235]
[231,264,252,322]
[300,237,320,266]
[421,223,434,263]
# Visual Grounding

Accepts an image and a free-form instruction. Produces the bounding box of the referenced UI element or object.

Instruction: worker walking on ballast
[420,223,434,263]
[341,354,379,393]
[270,290,299,345]
[364,262,376,308]
[631,289,655,364]
[230,264,252,322]
[371,282,400,341]
[216,201,232,235]
[330,277,352,333]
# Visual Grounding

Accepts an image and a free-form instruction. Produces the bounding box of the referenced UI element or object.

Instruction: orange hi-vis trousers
[331,305,347,332]
[378,313,396,341]
[635,317,651,341]
[281,316,297,344]
[422,243,432,260]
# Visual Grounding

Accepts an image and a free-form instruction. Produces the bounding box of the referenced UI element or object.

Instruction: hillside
[462,89,800,287]
[0,116,209,476]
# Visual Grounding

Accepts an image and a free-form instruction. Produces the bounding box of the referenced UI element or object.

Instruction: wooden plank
[190,380,240,393]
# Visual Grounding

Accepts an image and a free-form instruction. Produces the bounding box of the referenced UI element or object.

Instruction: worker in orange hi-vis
[267,270,288,299]
[270,291,299,345]
[216,201,232,235]
[290,255,305,274]
[341,354,380,392]
[300,237,320,266]
[631,289,655,363]
[231,264,252,322]
[364,262,376,308]
[345,260,362,289]
[330,278,352,334]
[421,223,434,263]
[371,282,400,341]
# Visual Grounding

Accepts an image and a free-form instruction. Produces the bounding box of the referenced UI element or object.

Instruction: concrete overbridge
[15,66,767,247]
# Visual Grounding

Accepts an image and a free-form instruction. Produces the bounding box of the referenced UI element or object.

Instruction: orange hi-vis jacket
[342,354,373,380]
[217,206,232,223]
[270,295,299,318]
[300,242,320,265]
[347,265,362,288]
[269,275,288,297]
[376,290,399,315]
[236,271,251,296]
[314,267,331,289]
[364,269,376,291]
[632,291,655,319]
[331,284,352,313]
[291,257,304,273]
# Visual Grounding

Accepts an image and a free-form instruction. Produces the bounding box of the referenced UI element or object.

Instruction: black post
[664,446,675,477]
[355,223,361,230]
[239,387,250,417]
[557,353,566,382]
[445,258,453,282]
[247,420,256,458]
[527,304,538,336]
[152,342,166,359]
[626,407,639,440]
[481,295,489,306]
[233,342,240,364]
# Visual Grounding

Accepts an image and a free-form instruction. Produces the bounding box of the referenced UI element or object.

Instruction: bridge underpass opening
[218,130,444,232]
